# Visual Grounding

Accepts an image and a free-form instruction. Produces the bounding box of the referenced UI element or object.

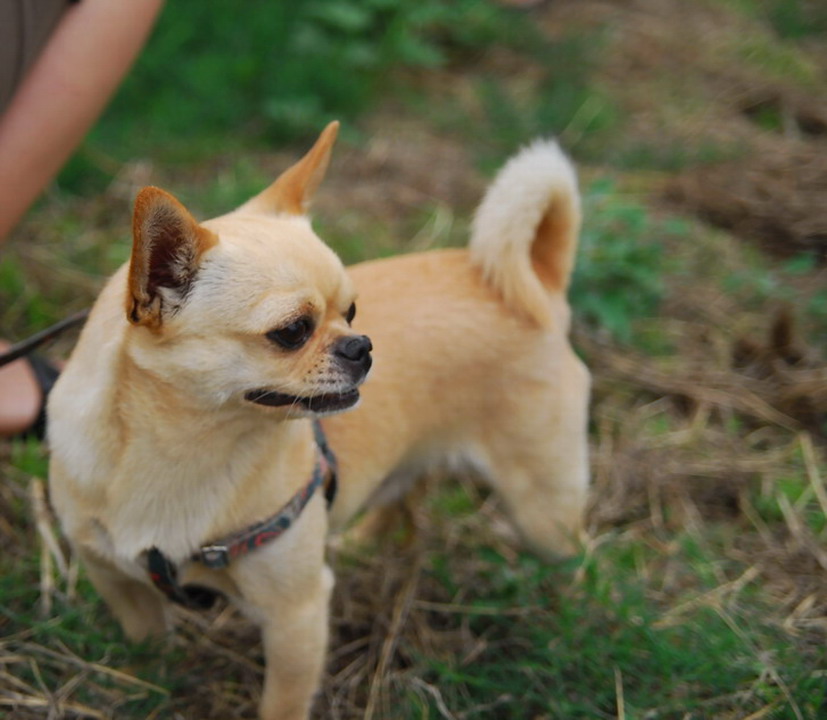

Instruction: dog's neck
[117,349,270,456]
[98,349,318,562]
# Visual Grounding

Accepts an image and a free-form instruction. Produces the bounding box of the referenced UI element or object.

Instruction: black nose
[334,334,373,375]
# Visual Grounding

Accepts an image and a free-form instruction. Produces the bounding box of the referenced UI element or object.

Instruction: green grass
[1,574,174,717]
[720,248,827,342]
[0,257,52,327]
[719,0,827,39]
[767,0,827,38]
[571,179,681,347]
[0,443,171,715]
[735,35,820,85]
[397,485,827,719]
[750,442,827,536]
[610,139,744,173]
[474,32,618,169]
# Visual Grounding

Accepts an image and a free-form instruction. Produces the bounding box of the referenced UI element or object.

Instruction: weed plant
[571,179,680,346]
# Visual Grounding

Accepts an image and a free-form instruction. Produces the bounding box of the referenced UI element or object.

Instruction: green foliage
[473,30,618,170]
[571,180,679,345]
[721,0,827,39]
[750,448,827,535]
[766,0,827,39]
[782,253,819,275]
[8,438,49,479]
[750,101,786,132]
[0,256,54,327]
[611,139,742,172]
[735,35,819,85]
[807,288,827,328]
[186,158,271,218]
[721,250,827,342]
[64,0,516,193]
[62,0,618,192]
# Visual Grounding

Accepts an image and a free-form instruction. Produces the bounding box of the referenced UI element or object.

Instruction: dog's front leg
[253,563,334,720]
[233,501,334,720]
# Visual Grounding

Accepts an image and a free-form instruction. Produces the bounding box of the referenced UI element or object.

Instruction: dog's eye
[345,302,356,325]
[267,317,314,350]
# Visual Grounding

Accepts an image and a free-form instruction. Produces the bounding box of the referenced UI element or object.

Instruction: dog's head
[123,122,371,419]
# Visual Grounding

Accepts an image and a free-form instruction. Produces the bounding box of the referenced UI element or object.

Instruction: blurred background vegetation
[63,0,530,188]
[2,0,826,718]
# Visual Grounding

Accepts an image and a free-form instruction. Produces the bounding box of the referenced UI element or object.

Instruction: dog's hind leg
[482,355,590,559]
[79,550,170,641]
[492,455,589,559]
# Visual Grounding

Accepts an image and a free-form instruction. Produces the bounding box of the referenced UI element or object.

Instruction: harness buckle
[199,544,231,569]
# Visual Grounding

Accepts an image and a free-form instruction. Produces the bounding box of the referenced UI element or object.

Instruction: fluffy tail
[469,140,581,329]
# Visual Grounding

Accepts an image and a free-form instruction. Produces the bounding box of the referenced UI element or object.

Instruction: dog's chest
[96,442,270,564]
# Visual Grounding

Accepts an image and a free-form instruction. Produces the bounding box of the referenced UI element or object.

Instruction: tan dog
[47,122,590,720]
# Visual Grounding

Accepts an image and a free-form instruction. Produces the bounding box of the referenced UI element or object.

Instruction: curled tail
[469,140,581,329]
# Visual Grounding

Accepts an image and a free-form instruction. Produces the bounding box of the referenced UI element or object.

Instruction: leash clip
[199,544,230,569]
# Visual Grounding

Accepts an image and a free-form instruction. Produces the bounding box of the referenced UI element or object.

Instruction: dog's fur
[47,123,590,720]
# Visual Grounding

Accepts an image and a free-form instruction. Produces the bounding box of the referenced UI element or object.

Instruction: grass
[2,0,827,718]
[473,30,619,169]
[414,541,823,719]
[572,179,677,347]
[734,34,821,85]
[4,445,823,719]
[720,0,827,39]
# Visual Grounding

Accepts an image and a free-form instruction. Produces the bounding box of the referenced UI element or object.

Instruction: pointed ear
[127,186,217,329]
[242,121,339,215]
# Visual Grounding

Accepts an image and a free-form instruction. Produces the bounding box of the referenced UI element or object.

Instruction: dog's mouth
[244,388,360,414]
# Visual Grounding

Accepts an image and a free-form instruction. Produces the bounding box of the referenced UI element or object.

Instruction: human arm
[0,0,165,242]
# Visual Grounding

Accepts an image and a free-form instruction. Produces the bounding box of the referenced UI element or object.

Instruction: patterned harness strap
[147,420,337,609]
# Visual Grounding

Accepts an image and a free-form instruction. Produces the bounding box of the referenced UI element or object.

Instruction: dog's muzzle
[245,334,372,414]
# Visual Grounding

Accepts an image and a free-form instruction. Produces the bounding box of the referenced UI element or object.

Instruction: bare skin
[0,343,41,435]
[0,0,164,436]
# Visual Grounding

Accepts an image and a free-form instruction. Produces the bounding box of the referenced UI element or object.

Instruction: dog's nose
[334,335,373,376]
[335,334,372,362]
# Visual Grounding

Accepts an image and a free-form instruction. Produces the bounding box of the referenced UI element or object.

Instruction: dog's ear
[127,186,217,329]
[241,120,339,216]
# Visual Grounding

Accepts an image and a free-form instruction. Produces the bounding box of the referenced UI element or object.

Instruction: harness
[146,420,337,610]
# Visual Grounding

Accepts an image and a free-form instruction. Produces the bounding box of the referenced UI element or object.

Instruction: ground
[1,1,825,718]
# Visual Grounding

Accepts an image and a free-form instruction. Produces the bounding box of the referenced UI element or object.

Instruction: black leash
[0,309,89,367]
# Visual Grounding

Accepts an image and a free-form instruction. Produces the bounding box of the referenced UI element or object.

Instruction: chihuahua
[47,122,590,720]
